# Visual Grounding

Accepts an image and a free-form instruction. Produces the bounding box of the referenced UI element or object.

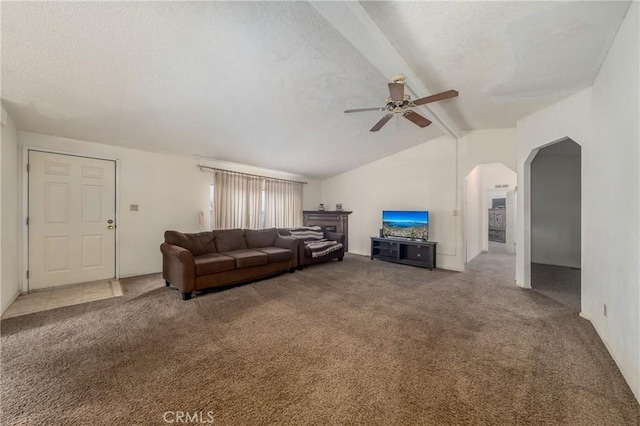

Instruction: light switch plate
[130,204,139,211]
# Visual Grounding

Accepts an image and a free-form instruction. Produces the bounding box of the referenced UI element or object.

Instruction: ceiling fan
[344,75,458,132]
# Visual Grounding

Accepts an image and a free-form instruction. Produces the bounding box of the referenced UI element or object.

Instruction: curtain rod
[197,165,307,185]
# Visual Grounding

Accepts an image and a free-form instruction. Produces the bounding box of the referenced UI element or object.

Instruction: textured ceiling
[1,1,630,178]
[362,1,630,130]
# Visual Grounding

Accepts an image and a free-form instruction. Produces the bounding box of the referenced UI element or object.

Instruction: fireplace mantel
[303,210,352,251]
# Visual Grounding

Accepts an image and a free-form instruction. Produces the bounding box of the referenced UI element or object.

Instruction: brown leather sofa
[277,228,345,267]
[161,228,298,300]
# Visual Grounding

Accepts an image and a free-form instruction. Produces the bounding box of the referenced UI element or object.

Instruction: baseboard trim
[584,313,639,404]
[1,291,21,316]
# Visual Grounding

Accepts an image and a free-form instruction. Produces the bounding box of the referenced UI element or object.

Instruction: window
[211,184,267,229]
[209,184,214,230]
[260,189,266,228]
[211,170,303,229]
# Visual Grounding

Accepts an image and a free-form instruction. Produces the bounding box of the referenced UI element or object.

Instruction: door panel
[45,182,70,222]
[82,185,103,222]
[45,236,70,272]
[29,151,116,289]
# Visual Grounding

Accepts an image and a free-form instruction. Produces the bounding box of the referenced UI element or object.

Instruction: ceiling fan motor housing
[385,95,413,114]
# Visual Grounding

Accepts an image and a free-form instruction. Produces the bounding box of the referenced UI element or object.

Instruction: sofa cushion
[165,230,216,256]
[221,250,268,269]
[255,247,293,263]
[214,229,247,252]
[194,253,236,276]
[244,228,278,248]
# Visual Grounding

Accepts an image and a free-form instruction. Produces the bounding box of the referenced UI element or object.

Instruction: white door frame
[22,147,120,293]
[462,177,468,265]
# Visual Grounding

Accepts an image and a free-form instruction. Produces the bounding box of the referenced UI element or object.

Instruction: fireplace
[303,210,352,251]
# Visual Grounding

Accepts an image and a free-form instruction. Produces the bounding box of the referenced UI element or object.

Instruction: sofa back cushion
[244,228,278,248]
[277,229,292,237]
[164,231,216,256]
[214,229,247,252]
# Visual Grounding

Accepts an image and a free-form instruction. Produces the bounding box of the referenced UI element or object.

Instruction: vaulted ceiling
[1,1,631,178]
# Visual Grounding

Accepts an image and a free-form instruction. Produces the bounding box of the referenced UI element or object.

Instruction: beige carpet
[531,263,582,312]
[1,251,638,425]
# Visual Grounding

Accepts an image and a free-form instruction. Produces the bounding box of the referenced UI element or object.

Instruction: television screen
[382,210,429,240]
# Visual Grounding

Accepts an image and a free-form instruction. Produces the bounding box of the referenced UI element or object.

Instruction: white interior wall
[322,135,459,267]
[516,3,639,401]
[1,107,20,314]
[516,89,591,289]
[589,2,639,401]
[530,141,581,268]
[16,131,321,282]
[321,128,517,271]
[465,167,483,262]
[1,114,2,311]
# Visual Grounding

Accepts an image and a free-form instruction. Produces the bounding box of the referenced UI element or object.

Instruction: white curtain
[214,171,262,229]
[264,179,303,228]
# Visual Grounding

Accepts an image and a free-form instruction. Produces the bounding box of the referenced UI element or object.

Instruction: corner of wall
[1,106,8,127]
[1,108,21,314]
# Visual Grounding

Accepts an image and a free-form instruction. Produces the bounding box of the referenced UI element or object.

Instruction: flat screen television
[382,210,429,240]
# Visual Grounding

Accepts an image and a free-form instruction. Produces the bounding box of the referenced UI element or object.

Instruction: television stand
[370,237,436,270]
[385,236,424,241]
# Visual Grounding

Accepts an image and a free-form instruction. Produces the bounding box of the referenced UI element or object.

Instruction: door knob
[107,219,114,224]
[108,225,114,230]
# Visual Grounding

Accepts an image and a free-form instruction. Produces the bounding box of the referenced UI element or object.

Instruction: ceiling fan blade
[413,89,459,106]
[370,114,393,132]
[388,82,404,101]
[344,107,384,113]
[403,110,432,128]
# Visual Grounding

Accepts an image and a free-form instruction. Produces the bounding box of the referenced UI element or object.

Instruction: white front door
[28,151,116,290]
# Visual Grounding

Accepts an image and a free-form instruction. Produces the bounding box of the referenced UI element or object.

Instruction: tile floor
[1,280,123,319]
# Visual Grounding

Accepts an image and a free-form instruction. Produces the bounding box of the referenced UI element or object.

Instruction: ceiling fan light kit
[345,76,458,132]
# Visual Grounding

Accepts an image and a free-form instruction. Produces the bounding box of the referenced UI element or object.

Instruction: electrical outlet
[604,304,607,317]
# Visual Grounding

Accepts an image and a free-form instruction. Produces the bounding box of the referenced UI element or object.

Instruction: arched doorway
[528,139,582,311]
[463,162,517,264]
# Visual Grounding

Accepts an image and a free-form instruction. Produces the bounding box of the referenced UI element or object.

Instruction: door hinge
[26,217,29,226]
[26,163,29,172]
[26,270,29,279]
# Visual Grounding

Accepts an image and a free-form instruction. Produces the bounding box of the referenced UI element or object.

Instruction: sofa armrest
[324,231,345,244]
[160,243,196,294]
[274,235,300,268]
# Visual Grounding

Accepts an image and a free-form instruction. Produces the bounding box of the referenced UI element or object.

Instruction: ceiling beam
[310,1,462,139]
